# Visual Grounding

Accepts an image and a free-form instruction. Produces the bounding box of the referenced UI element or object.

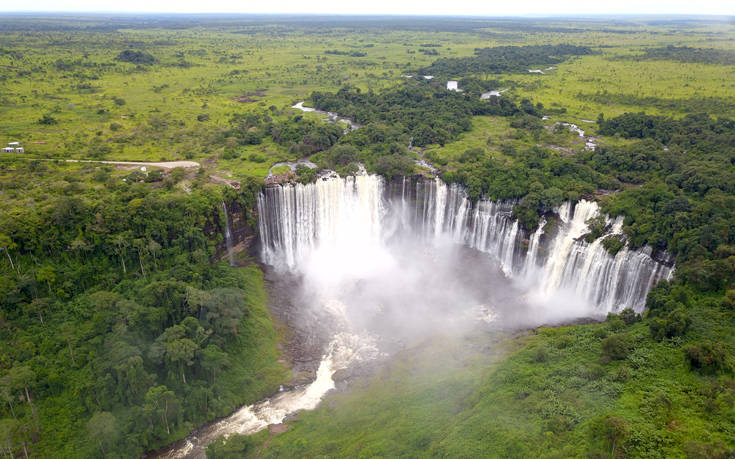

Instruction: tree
[37,114,58,125]
[108,234,129,274]
[0,234,16,272]
[114,50,156,65]
[327,144,359,167]
[601,334,629,361]
[649,308,691,341]
[203,288,245,338]
[87,412,118,456]
[8,366,35,408]
[132,239,148,277]
[35,266,55,296]
[27,298,49,325]
[59,323,77,366]
[144,385,177,436]
[0,376,16,419]
[151,322,204,385]
[0,418,20,459]
[147,239,162,269]
[723,289,735,309]
[200,344,230,384]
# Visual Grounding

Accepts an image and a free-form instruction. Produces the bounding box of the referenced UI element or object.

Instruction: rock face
[214,200,257,264]
[257,174,674,314]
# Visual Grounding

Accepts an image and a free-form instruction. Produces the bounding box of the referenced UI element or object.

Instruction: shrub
[206,433,255,458]
[38,113,58,125]
[109,122,123,131]
[532,346,549,363]
[601,334,630,361]
[611,365,631,382]
[222,149,240,160]
[115,49,156,65]
[619,308,641,326]
[327,144,359,166]
[602,235,625,256]
[584,215,607,243]
[145,170,164,183]
[197,113,210,122]
[649,308,690,341]
[593,328,608,339]
[373,155,414,178]
[590,415,629,457]
[555,335,573,349]
[686,341,730,374]
[124,171,145,182]
[605,314,625,331]
[241,131,262,145]
[722,289,735,309]
[113,97,126,106]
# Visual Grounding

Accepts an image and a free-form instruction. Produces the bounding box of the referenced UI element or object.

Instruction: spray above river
[161,173,672,457]
[259,174,672,317]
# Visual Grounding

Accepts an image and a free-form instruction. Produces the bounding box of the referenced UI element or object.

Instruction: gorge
[159,172,675,457]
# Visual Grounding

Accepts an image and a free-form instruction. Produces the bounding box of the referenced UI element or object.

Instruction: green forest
[1,14,735,458]
[0,163,288,456]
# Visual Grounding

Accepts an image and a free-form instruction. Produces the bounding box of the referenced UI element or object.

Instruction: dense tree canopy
[418,44,594,76]
[0,164,286,457]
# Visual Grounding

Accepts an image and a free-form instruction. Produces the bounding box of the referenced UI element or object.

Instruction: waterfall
[524,217,546,277]
[222,202,235,267]
[258,175,673,314]
[258,175,384,271]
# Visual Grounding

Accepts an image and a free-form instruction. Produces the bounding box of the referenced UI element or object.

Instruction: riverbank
[243,295,735,458]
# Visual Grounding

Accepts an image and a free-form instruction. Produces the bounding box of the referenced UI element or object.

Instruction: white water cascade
[260,174,674,314]
[221,202,235,266]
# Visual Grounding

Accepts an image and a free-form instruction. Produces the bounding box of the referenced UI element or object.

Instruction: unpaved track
[2,155,200,169]
[63,159,200,169]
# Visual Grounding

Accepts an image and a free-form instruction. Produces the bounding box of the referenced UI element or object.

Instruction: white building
[3,142,23,153]
[447,80,459,91]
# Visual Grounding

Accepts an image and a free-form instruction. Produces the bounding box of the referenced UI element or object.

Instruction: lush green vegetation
[419,44,594,77]
[1,14,734,459]
[311,81,539,148]
[239,292,735,458]
[637,46,735,65]
[0,161,288,456]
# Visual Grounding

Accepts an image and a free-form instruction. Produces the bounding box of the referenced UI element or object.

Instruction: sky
[2,0,734,16]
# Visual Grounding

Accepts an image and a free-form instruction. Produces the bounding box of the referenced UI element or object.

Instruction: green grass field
[3,16,734,180]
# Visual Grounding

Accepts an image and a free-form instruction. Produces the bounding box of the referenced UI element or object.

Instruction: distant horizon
[1,0,734,17]
[0,12,733,18]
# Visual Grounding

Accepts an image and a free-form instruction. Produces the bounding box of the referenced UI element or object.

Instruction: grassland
[2,15,734,181]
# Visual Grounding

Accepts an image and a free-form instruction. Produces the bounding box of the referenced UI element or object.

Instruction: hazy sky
[3,0,734,16]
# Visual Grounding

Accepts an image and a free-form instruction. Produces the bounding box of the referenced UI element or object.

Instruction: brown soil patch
[232,90,266,103]
[268,424,292,434]
[233,95,258,103]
